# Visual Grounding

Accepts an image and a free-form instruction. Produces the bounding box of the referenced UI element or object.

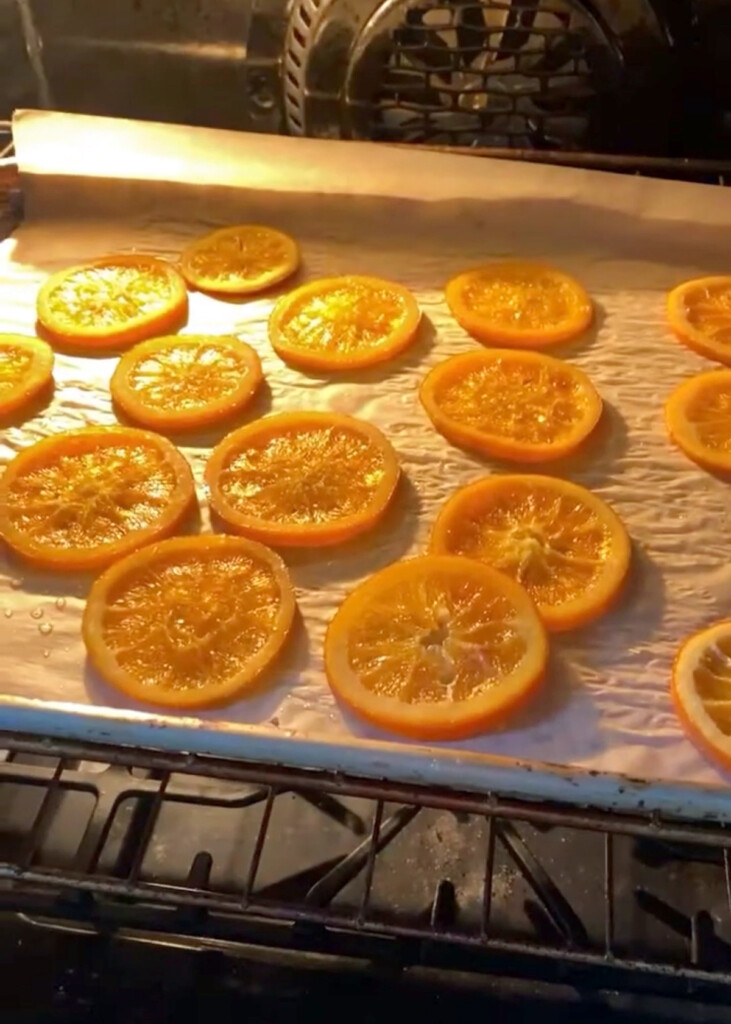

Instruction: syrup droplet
[55,597,67,611]
[30,607,44,620]
[9,579,23,590]
[38,622,53,636]
[3,609,12,618]
[43,649,50,659]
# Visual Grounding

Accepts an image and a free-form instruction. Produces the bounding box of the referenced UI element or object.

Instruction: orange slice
[179,224,299,296]
[111,334,263,432]
[665,369,731,475]
[206,411,400,547]
[672,620,731,771]
[431,475,630,631]
[446,261,593,348]
[325,554,548,740]
[0,426,195,571]
[36,255,188,350]
[0,334,54,416]
[268,275,421,371]
[420,349,602,462]
[83,534,295,709]
[668,276,731,366]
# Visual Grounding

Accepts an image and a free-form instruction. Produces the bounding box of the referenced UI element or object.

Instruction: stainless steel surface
[13,0,52,108]
[0,0,285,130]
[0,2,38,117]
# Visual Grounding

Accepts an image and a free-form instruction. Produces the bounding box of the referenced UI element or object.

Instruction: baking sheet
[1,109,731,821]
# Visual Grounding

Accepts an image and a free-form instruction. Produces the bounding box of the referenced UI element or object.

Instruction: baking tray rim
[4,113,731,827]
[0,695,729,824]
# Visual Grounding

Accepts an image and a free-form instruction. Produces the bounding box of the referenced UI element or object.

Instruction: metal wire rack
[2,732,731,1004]
[1,147,731,1007]
[0,121,13,161]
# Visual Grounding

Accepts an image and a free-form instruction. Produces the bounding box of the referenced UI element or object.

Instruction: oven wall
[0,0,266,129]
[1,0,37,118]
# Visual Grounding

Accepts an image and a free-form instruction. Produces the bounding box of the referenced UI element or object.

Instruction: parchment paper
[2,109,731,819]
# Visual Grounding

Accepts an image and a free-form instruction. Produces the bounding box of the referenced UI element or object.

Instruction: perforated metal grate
[363,0,615,148]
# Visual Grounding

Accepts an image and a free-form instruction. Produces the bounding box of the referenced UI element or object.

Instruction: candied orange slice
[665,369,731,475]
[668,276,731,366]
[420,349,602,462]
[206,411,399,547]
[672,620,731,771]
[0,426,195,571]
[431,475,630,631]
[446,261,593,348]
[0,334,54,416]
[36,255,188,350]
[325,554,548,740]
[179,224,299,296]
[268,275,421,371]
[111,334,263,432]
[83,534,295,709]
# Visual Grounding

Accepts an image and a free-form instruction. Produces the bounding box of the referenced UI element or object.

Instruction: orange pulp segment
[0,426,195,571]
[111,334,263,432]
[420,348,602,462]
[268,275,421,371]
[0,334,54,416]
[179,224,299,296]
[665,369,731,474]
[667,276,731,366]
[672,620,731,771]
[325,554,548,740]
[206,411,400,546]
[83,534,295,709]
[446,261,593,348]
[36,255,188,350]
[431,474,630,631]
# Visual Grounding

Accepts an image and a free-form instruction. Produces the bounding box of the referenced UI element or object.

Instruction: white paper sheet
[2,109,731,818]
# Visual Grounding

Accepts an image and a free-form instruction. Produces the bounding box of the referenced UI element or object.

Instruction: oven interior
[2,0,731,1018]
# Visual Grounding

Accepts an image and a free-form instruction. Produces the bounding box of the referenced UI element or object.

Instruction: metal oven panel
[1,0,288,132]
[3,0,729,157]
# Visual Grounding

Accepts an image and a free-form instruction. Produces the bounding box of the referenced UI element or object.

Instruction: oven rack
[1,146,731,1004]
[2,732,731,1005]
[0,121,12,161]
